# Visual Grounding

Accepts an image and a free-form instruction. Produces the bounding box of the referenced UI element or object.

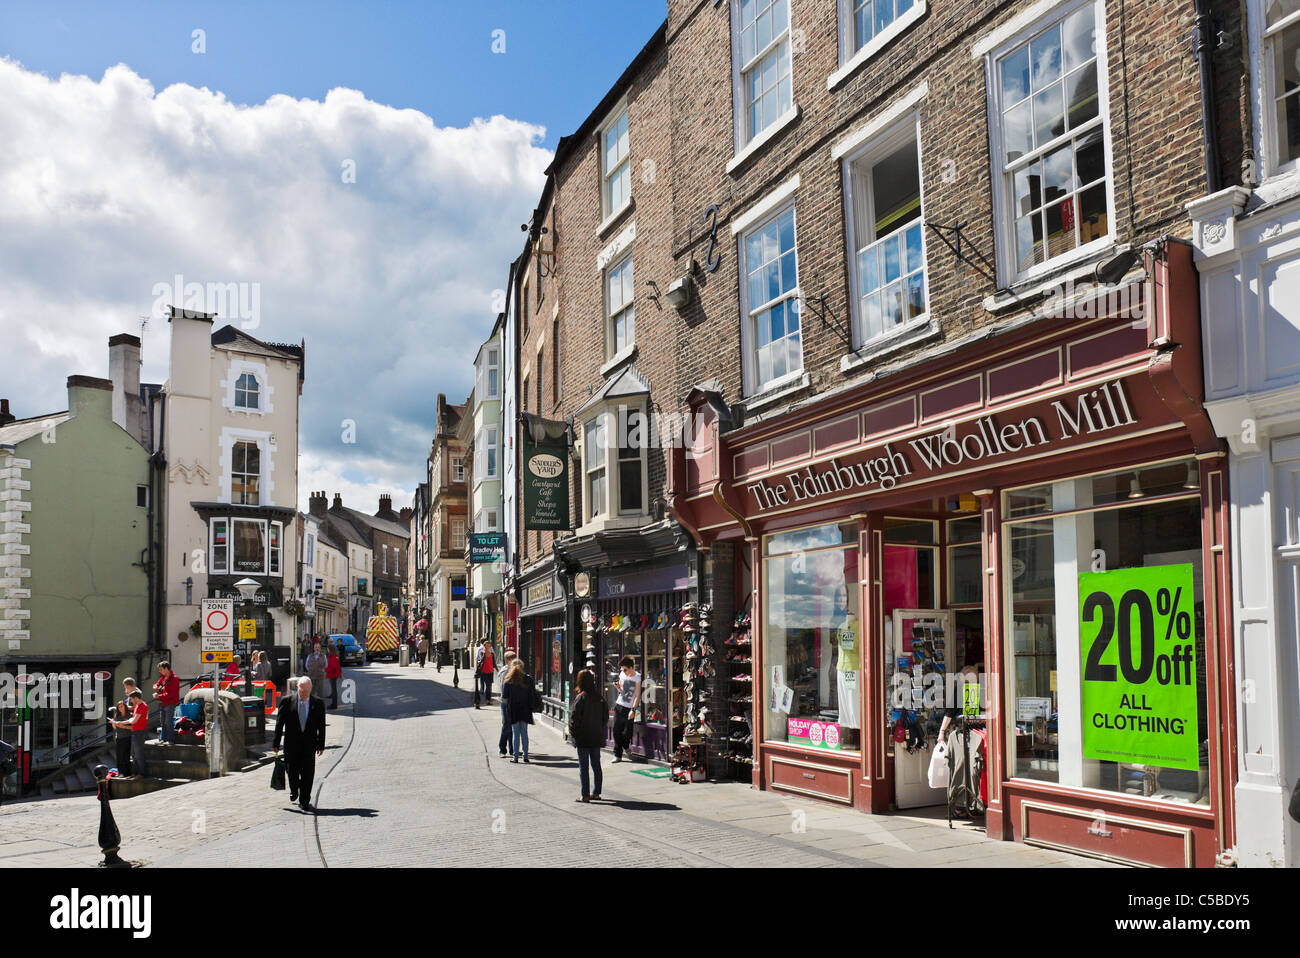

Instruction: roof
[325,514,371,548]
[575,364,650,416]
[211,325,305,382]
[316,524,345,552]
[0,411,73,446]
[341,506,410,540]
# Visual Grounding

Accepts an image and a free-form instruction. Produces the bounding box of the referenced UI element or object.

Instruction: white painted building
[155,308,304,677]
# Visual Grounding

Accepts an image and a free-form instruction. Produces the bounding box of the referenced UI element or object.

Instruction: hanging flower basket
[189,620,201,637]
[282,599,306,620]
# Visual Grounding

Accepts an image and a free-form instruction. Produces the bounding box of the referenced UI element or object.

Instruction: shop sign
[744,379,1139,513]
[468,532,507,564]
[523,434,570,530]
[598,563,690,599]
[525,578,554,608]
[788,718,842,750]
[1078,563,1199,770]
[574,572,593,598]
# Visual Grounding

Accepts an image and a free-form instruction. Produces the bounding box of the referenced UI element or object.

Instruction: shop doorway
[882,507,986,811]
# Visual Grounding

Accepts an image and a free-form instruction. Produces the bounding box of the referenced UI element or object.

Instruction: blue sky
[0,1,667,515]
[0,0,667,148]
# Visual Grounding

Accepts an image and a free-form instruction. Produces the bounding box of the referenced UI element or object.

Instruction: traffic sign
[202,598,234,652]
[202,650,234,664]
[238,619,256,640]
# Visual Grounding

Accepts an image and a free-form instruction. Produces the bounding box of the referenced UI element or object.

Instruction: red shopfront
[670,243,1236,868]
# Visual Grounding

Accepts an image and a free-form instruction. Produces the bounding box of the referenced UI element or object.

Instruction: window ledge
[744,372,811,412]
[727,106,801,175]
[600,343,637,378]
[840,317,941,374]
[597,197,635,238]
[982,243,1123,314]
[1251,168,1300,212]
[576,514,645,538]
[827,1,927,91]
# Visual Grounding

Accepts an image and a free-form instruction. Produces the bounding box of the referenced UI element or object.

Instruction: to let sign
[469,532,507,564]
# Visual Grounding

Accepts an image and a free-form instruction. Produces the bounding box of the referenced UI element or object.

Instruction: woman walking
[568,669,606,802]
[417,633,429,668]
[501,661,534,763]
[325,644,342,709]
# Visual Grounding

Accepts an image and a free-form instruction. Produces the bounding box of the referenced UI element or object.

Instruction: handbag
[927,740,949,790]
[529,684,544,713]
[270,755,287,791]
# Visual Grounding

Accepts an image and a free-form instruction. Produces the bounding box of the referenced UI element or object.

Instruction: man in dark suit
[273,676,326,812]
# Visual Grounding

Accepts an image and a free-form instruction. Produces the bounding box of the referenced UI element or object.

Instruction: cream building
[156,308,304,677]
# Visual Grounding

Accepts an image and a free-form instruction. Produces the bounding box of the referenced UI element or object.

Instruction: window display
[762,522,860,750]
[1003,460,1210,805]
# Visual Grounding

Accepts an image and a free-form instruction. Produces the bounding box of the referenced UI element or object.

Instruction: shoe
[523,756,530,763]
[299,801,314,812]
[591,793,602,801]
[576,796,590,803]
[512,757,519,763]
[499,750,507,757]
[612,756,623,763]
[289,792,298,803]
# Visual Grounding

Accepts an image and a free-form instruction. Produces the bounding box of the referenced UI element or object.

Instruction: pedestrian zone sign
[202,598,234,651]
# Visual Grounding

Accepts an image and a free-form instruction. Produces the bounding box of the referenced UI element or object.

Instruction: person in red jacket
[325,646,342,710]
[152,661,181,745]
[111,690,149,778]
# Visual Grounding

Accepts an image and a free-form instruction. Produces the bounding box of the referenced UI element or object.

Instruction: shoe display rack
[680,601,713,779]
[723,608,754,777]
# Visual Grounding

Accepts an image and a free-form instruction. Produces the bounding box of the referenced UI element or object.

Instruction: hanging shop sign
[788,718,843,751]
[1078,563,1199,770]
[468,532,508,564]
[523,434,570,530]
[743,379,1140,513]
[574,572,593,598]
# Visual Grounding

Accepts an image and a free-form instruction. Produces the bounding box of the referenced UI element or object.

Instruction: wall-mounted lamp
[665,274,694,310]
[1127,473,1144,499]
[1183,462,1199,490]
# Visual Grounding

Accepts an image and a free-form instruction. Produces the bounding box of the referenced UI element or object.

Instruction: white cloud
[0,58,548,512]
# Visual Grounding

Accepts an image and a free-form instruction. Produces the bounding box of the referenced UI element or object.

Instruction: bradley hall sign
[744,379,1139,512]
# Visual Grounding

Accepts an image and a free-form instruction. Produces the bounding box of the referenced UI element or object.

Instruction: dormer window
[235,373,260,410]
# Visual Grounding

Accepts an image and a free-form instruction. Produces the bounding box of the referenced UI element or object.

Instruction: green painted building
[1,334,154,790]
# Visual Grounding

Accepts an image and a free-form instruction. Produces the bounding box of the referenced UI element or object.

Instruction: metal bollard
[93,764,128,868]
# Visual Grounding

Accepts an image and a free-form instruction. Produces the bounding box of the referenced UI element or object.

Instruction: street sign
[201,598,234,652]
[202,650,234,664]
[238,619,256,640]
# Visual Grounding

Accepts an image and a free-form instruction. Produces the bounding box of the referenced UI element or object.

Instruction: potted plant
[283,598,306,620]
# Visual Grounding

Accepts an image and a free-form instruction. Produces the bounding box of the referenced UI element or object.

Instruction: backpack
[529,680,543,713]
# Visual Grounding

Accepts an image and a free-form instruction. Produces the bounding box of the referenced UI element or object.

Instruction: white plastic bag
[927,740,949,789]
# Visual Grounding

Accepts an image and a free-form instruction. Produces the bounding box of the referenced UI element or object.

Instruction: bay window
[211,519,229,574]
[988,0,1111,283]
[581,404,648,525]
[1263,0,1300,171]
[584,417,608,521]
[232,519,266,574]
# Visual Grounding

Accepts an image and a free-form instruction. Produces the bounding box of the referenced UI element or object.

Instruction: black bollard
[93,764,127,868]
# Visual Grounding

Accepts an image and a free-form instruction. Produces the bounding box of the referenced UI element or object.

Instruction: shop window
[741,206,802,395]
[987,0,1111,284]
[845,125,927,346]
[1263,0,1300,172]
[947,515,983,606]
[1002,460,1210,805]
[232,518,266,574]
[761,522,860,749]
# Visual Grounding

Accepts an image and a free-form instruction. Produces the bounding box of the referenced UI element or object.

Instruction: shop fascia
[744,378,1136,512]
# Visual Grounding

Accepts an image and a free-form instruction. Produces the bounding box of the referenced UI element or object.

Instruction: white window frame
[604,254,635,360]
[581,403,648,525]
[221,359,274,416]
[486,509,499,532]
[1253,0,1300,183]
[600,103,632,221]
[234,372,260,410]
[731,0,796,154]
[383,543,389,575]
[452,456,465,483]
[841,114,931,350]
[830,0,928,90]
[738,203,804,397]
[451,517,466,551]
[583,416,609,523]
[210,518,230,575]
[982,0,1116,288]
[230,439,261,506]
[270,521,282,576]
[486,424,499,479]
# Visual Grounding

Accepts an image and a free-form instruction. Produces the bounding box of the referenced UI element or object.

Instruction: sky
[0,0,667,515]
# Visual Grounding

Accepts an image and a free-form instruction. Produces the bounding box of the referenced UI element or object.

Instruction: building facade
[427,394,468,658]
[157,309,304,678]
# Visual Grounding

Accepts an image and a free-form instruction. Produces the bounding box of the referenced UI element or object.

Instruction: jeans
[159,704,176,743]
[510,721,529,759]
[498,699,510,754]
[130,730,148,776]
[329,677,339,709]
[578,746,603,797]
[613,704,636,759]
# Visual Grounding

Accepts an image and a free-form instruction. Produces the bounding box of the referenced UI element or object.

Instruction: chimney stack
[0,399,13,427]
[108,333,146,447]
[309,491,328,517]
[332,493,343,511]
[399,507,413,525]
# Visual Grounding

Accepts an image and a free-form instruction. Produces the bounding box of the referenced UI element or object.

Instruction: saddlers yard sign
[744,379,1139,512]
[523,432,571,530]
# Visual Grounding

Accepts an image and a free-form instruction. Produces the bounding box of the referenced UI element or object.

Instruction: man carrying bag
[273,676,327,812]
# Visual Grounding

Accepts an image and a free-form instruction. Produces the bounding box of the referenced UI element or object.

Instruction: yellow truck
[364,602,400,663]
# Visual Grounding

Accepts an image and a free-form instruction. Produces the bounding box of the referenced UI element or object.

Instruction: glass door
[889,608,953,808]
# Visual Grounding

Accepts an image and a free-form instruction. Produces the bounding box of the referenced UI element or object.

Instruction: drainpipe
[1193,0,1222,194]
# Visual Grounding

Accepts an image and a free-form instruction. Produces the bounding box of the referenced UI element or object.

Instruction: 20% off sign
[1078,564,1199,770]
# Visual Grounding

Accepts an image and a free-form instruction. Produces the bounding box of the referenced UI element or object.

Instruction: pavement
[0,662,1118,868]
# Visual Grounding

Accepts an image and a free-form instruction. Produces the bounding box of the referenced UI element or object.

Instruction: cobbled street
[0,664,1115,869]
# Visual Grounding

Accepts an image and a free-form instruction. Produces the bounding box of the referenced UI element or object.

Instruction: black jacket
[502,679,534,725]
[568,692,607,749]
[273,693,327,753]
